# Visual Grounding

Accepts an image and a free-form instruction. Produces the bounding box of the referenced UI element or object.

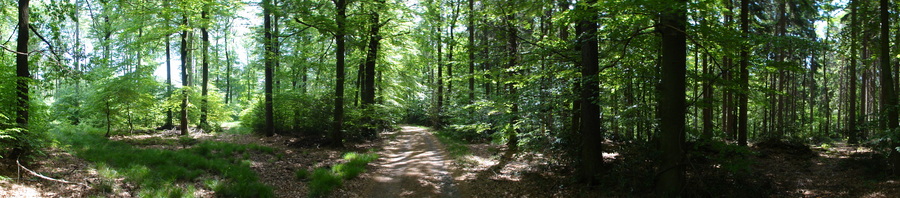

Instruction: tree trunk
[467,0,476,103]
[362,9,381,106]
[657,0,687,195]
[738,0,750,146]
[163,34,174,129]
[332,0,347,146]
[878,0,900,174]
[200,7,210,130]
[16,0,30,128]
[263,0,276,136]
[848,0,859,144]
[180,15,191,136]
[702,53,713,140]
[577,0,603,184]
[505,13,519,152]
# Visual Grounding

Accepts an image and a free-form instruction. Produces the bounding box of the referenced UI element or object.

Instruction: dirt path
[339,125,457,197]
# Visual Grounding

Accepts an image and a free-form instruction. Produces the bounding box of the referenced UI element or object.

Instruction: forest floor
[4,125,900,197]
[755,141,900,197]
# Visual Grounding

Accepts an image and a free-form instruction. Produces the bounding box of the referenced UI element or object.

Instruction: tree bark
[878,0,900,174]
[16,0,30,128]
[738,0,750,146]
[180,15,191,136]
[263,0,275,136]
[848,0,859,144]
[467,0,476,103]
[332,0,347,146]
[200,6,210,130]
[577,0,603,183]
[657,0,687,195]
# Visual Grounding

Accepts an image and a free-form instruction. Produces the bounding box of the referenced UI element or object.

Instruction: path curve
[350,125,457,197]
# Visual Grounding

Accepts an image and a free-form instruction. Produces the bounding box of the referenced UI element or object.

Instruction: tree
[879,0,900,173]
[656,0,687,195]
[16,0,30,128]
[180,14,192,136]
[263,0,275,137]
[332,0,348,145]
[737,0,749,146]
[200,4,211,130]
[576,0,602,183]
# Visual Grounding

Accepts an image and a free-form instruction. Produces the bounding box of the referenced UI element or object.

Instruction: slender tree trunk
[332,0,347,146]
[577,0,603,184]
[180,15,191,136]
[738,0,750,146]
[225,21,232,104]
[848,0,859,144]
[200,7,210,130]
[657,0,687,195]
[164,34,174,129]
[467,0,476,103]
[702,53,713,140]
[263,0,276,136]
[505,13,519,152]
[16,0,30,128]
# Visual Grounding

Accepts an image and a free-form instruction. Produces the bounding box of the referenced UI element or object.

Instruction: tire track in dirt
[345,125,457,198]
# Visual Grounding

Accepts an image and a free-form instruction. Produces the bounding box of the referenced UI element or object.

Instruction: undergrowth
[51,124,274,197]
[432,129,471,158]
[303,152,378,198]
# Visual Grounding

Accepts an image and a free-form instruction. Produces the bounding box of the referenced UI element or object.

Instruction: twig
[16,159,88,187]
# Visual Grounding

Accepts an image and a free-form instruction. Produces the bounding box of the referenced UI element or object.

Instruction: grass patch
[306,152,378,197]
[51,125,274,198]
[433,130,472,158]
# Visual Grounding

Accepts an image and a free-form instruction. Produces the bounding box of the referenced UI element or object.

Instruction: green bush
[295,169,310,181]
[306,152,378,197]
[308,168,342,198]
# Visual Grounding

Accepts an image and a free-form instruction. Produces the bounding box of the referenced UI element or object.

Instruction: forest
[2,0,900,197]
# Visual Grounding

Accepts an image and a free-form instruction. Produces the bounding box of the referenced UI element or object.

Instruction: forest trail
[340,125,458,197]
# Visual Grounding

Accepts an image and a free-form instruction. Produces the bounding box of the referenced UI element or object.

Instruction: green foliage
[51,124,273,197]
[84,74,160,133]
[308,168,342,198]
[164,85,231,131]
[690,141,757,174]
[335,152,378,179]
[0,113,46,159]
[295,169,310,181]
[306,152,378,197]
[433,129,473,158]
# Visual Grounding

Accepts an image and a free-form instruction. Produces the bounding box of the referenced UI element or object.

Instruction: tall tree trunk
[180,15,191,136]
[702,53,713,140]
[878,0,900,174]
[657,0,687,195]
[332,0,347,146]
[577,0,603,184]
[467,0,476,103]
[200,6,210,130]
[362,8,381,106]
[263,0,275,136]
[738,0,750,146]
[225,21,232,104]
[505,13,519,152]
[848,0,859,144]
[164,34,174,129]
[16,0,30,128]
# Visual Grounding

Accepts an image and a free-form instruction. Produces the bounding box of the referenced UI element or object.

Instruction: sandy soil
[337,125,457,198]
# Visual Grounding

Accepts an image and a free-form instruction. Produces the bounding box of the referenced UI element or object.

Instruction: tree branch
[17,159,88,187]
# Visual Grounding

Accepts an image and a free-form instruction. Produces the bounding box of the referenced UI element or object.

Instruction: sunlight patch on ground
[0,180,47,197]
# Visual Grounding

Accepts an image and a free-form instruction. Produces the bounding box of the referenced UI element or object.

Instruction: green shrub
[308,168,342,198]
[295,169,310,181]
